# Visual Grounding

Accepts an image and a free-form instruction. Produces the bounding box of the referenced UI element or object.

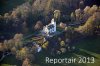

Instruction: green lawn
[0,55,22,66]
[1,64,14,66]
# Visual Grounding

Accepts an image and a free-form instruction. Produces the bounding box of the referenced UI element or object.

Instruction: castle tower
[51,18,56,32]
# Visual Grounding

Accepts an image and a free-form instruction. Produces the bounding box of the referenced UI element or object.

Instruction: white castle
[43,18,56,36]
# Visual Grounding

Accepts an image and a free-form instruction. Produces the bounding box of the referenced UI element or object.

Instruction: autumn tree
[84,6,91,14]
[13,33,23,40]
[75,8,84,22]
[34,21,43,30]
[59,22,66,29]
[3,13,11,24]
[15,40,23,49]
[31,45,38,54]
[14,33,23,49]
[3,40,8,50]
[10,2,31,22]
[22,58,32,66]
[11,47,17,54]
[0,43,4,52]
[88,5,98,15]
[70,12,76,22]
[83,6,91,21]
[26,54,35,63]
[76,15,96,35]
[7,39,15,49]
[11,11,19,19]
[54,10,61,22]
[16,47,29,60]
[60,40,65,47]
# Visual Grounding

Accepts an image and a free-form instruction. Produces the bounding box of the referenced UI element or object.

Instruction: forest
[0,0,100,66]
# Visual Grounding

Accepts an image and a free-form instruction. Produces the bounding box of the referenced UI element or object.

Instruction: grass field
[0,55,22,66]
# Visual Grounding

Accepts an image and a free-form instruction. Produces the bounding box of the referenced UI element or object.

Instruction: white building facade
[43,18,56,36]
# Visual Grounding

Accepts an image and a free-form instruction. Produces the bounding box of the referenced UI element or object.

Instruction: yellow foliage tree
[76,15,96,35]
[16,47,29,60]
[60,40,65,47]
[42,41,49,49]
[54,10,61,22]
